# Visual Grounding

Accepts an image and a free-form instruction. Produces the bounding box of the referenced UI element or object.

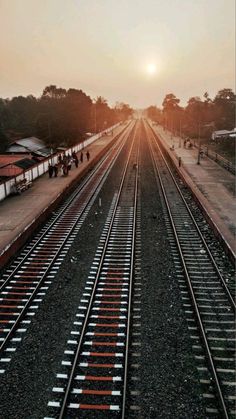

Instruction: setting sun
[146,63,157,75]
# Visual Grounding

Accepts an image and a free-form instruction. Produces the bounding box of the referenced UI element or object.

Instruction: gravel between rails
[0,141,129,419]
[128,136,207,418]
[0,132,209,419]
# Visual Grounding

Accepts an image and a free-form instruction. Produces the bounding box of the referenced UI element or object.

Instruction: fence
[0,123,120,202]
[201,146,235,175]
[151,122,235,176]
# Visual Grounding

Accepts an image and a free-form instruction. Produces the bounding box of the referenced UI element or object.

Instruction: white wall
[0,123,120,202]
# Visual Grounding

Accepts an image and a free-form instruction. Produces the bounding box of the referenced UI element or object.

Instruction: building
[0,155,36,179]
[6,136,52,159]
[212,129,236,140]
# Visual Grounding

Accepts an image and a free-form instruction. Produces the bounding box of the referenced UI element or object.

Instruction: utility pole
[179,119,182,147]
[37,112,53,162]
[94,103,97,133]
[171,118,174,148]
[47,119,53,163]
[197,122,201,164]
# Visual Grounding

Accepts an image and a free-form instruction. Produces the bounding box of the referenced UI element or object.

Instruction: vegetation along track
[144,119,235,419]
[0,120,137,373]
[46,122,140,419]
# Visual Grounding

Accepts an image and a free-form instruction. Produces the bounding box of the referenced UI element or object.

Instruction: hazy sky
[0,0,235,107]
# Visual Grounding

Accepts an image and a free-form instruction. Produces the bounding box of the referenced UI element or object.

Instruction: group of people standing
[183,138,193,148]
[48,150,90,178]
[48,163,59,178]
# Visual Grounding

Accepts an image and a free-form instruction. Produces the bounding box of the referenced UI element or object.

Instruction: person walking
[72,151,79,168]
[63,164,68,176]
[80,151,83,164]
[62,154,68,175]
[86,150,90,161]
[48,164,54,178]
[67,156,72,172]
[54,163,58,177]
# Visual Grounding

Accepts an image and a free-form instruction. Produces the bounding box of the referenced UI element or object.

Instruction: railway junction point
[0,119,235,267]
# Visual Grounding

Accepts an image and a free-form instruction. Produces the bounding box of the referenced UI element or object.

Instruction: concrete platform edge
[149,123,236,263]
[0,133,119,268]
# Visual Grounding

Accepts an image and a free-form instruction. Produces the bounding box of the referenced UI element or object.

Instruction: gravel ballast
[126,134,206,418]
[0,128,215,418]
[0,139,130,418]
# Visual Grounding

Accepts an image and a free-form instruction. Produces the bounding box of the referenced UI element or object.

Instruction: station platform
[0,121,235,268]
[0,124,126,267]
[151,123,236,256]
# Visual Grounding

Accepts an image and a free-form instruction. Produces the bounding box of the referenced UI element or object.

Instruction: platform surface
[0,121,235,261]
[0,125,125,259]
[152,124,235,255]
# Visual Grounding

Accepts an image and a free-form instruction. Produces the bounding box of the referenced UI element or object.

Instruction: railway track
[144,120,235,419]
[46,122,140,418]
[0,121,136,373]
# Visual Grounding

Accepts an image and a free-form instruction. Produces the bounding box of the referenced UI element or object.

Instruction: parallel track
[46,122,140,419]
[145,120,235,419]
[0,121,135,371]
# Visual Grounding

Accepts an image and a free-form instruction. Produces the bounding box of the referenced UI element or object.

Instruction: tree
[203,91,211,104]
[213,88,235,129]
[0,126,8,152]
[162,93,181,132]
[146,87,235,140]
[114,102,133,122]
[0,84,133,149]
[93,97,110,132]
[185,97,203,134]
[42,85,66,100]
[65,88,93,141]
[146,106,162,124]
[162,93,180,113]
[214,88,235,103]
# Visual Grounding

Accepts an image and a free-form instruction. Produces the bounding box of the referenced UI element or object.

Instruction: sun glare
[146,63,157,75]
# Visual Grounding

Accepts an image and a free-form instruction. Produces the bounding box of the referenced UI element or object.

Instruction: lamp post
[164,114,167,131]
[92,99,97,133]
[36,112,53,163]
[94,102,97,133]
[170,118,174,146]
[179,119,182,147]
[197,122,201,164]
[95,104,97,133]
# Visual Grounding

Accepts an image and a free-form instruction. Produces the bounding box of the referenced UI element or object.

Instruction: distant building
[6,136,52,158]
[212,129,236,140]
[0,154,36,179]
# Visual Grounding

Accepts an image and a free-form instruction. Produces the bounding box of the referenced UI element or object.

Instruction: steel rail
[0,122,133,292]
[146,121,235,311]
[0,122,136,356]
[146,122,230,419]
[58,122,139,419]
[121,128,140,419]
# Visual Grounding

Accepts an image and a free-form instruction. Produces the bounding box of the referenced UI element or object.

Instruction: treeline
[146,88,235,139]
[0,85,133,152]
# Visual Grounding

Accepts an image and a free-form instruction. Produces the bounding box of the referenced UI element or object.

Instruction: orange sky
[0,0,235,107]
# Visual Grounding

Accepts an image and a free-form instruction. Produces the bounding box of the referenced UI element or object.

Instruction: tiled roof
[0,154,30,168]
[14,158,36,170]
[6,137,46,153]
[34,147,52,157]
[14,137,45,151]
[0,165,22,177]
